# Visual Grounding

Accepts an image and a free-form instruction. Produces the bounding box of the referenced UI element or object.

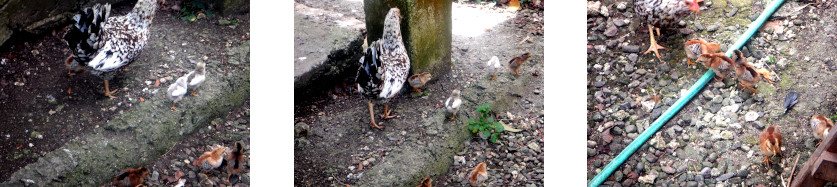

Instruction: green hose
[588,0,786,186]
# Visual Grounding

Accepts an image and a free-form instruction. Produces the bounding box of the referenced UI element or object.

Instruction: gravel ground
[588,0,837,186]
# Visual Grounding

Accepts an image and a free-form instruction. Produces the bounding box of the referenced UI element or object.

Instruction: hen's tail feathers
[356,41,383,87]
[63,3,111,64]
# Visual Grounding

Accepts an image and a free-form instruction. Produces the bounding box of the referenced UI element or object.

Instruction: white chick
[167,76,188,111]
[486,56,501,80]
[186,62,206,96]
[445,89,462,120]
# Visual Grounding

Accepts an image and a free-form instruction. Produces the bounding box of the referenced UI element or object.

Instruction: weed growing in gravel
[468,103,504,143]
[179,1,213,22]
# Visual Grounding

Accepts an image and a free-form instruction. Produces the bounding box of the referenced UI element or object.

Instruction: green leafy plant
[767,56,776,64]
[467,103,504,143]
[829,111,837,122]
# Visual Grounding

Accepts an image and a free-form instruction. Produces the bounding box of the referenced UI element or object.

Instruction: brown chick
[730,50,774,93]
[407,72,432,93]
[684,38,721,65]
[508,52,531,76]
[417,177,432,187]
[696,52,734,82]
[811,115,834,142]
[113,167,149,187]
[468,162,488,186]
[194,146,228,172]
[225,142,246,184]
[759,125,783,165]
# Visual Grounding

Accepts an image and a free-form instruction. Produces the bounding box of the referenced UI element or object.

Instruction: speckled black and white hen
[63,0,158,98]
[633,0,700,62]
[356,7,410,130]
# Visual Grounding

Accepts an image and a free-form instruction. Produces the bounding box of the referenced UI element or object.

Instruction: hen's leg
[369,102,383,129]
[171,101,178,111]
[643,25,668,63]
[380,104,399,119]
[103,80,119,99]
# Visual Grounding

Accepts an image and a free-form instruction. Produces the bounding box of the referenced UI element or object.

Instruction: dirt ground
[295,1,543,186]
[588,0,837,186]
[0,1,249,182]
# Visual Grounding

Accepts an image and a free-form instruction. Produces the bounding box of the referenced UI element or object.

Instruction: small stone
[622,45,640,53]
[707,25,719,32]
[587,1,602,15]
[594,81,606,87]
[628,54,638,62]
[625,125,637,133]
[613,19,626,27]
[616,2,627,11]
[454,155,466,165]
[595,45,607,53]
[662,166,676,174]
[588,148,597,157]
[716,173,735,182]
[638,174,657,183]
[726,7,738,17]
[744,111,759,121]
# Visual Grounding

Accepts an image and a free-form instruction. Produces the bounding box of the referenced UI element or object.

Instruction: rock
[716,173,735,182]
[711,168,722,177]
[600,5,610,17]
[686,181,698,187]
[641,101,656,112]
[707,25,719,32]
[527,142,541,152]
[700,167,711,177]
[662,166,676,174]
[625,125,637,133]
[454,155,466,165]
[595,45,607,53]
[721,131,734,140]
[622,45,641,53]
[638,174,657,183]
[587,1,602,15]
[726,7,738,17]
[744,111,759,121]
[594,81,606,87]
[294,122,309,138]
[613,19,627,27]
[628,54,638,62]
[721,104,740,113]
[617,2,627,11]
[587,148,597,157]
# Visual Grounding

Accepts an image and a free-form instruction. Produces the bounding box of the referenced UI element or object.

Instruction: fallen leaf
[140,97,145,102]
[67,87,71,94]
[175,171,184,180]
[155,79,160,86]
[500,121,522,132]
[358,163,363,170]
[602,130,613,144]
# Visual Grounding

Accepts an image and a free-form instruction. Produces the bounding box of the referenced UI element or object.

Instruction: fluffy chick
[167,76,188,111]
[194,145,229,172]
[417,177,432,187]
[811,115,834,141]
[468,162,488,186]
[186,62,206,96]
[225,142,246,184]
[684,38,721,65]
[445,89,462,120]
[407,72,432,93]
[486,56,501,80]
[696,52,734,82]
[759,125,783,165]
[508,52,531,76]
[113,167,149,187]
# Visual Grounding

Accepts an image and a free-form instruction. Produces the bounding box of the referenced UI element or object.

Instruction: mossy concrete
[0,42,250,186]
[363,0,453,78]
